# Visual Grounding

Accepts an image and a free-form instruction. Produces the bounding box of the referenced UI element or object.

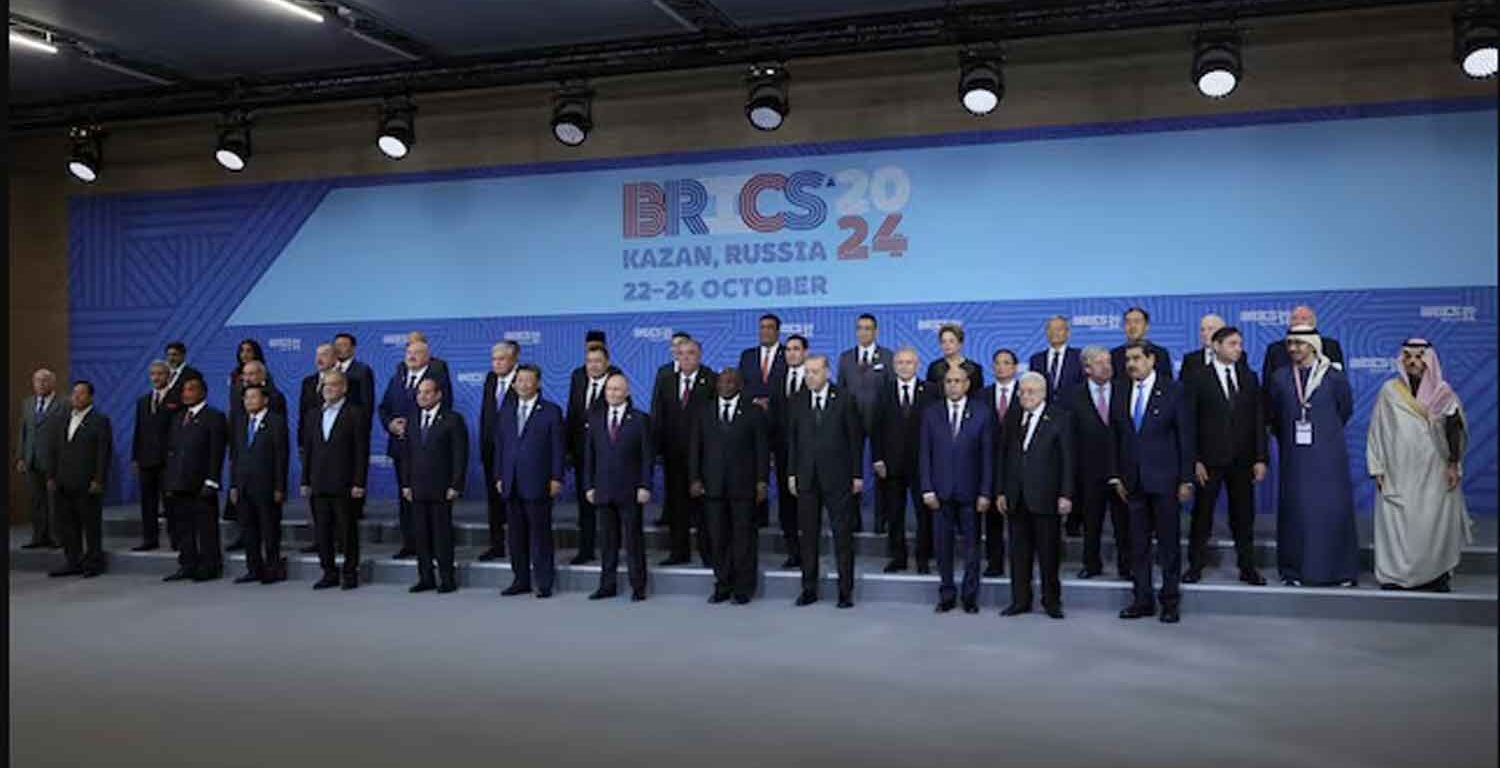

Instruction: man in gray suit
[16,368,67,549]
[837,313,893,534]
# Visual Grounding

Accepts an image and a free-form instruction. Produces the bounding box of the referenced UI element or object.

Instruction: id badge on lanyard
[1292,367,1314,446]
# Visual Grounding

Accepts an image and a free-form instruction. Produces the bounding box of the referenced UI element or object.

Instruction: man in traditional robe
[1266,327,1358,587]
[1366,339,1473,592]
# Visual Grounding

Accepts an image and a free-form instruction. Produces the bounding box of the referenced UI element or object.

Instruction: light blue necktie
[1132,382,1147,432]
[247,416,256,448]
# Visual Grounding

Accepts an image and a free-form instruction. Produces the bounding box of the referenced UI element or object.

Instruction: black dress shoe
[1045,606,1065,620]
[393,549,416,560]
[732,595,751,605]
[226,540,245,552]
[1076,568,1101,579]
[1181,568,1203,584]
[836,598,854,609]
[261,573,282,585]
[589,589,617,600]
[1160,605,1180,623]
[935,599,956,613]
[915,563,931,575]
[1118,572,1135,582]
[501,584,532,596]
[81,569,102,579]
[631,590,647,602]
[1239,569,1267,586]
[131,543,159,552]
[883,561,908,574]
[535,590,552,599]
[1119,604,1155,620]
[48,567,84,578]
[962,602,979,614]
[313,577,339,590]
[192,572,220,582]
[21,542,48,550]
[570,553,596,565]
[1000,604,1030,617]
[477,548,503,562]
[163,570,192,582]
[234,573,261,584]
[340,580,358,590]
[794,591,818,607]
[300,544,319,554]
[708,591,730,604]
[409,582,436,593]
[780,556,800,569]
[46,541,62,549]
[659,556,689,567]
[982,567,1004,578]
[438,582,458,594]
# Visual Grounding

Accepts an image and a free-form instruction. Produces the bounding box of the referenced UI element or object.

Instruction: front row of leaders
[24,327,1472,622]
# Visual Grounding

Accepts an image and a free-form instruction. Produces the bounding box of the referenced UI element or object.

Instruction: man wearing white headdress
[1266,326,1358,586]
[1366,339,1473,592]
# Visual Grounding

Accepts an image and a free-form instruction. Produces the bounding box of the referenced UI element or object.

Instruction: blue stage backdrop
[69,97,1497,516]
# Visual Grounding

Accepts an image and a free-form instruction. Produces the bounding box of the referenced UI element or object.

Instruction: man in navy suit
[493,364,565,598]
[583,373,654,602]
[1110,341,1195,624]
[997,374,1074,619]
[691,368,770,605]
[838,313,894,535]
[400,379,467,594]
[1029,315,1085,406]
[1110,307,1174,383]
[919,365,994,614]
[228,384,290,584]
[301,370,370,590]
[379,340,453,560]
[738,313,786,407]
[565,337,620,565]
[162,378,228,583]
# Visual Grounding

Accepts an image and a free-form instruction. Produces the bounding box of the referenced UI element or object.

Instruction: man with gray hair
[379,340,453,559]
[1027,315,1084,406]
[1180,313,1227,382]
[131,361,175,550]
[17,368,65,549]
[1261,304,1345,377]
[1065,346,1131,580]
[297,343,339,554]
[997,372,1073,619]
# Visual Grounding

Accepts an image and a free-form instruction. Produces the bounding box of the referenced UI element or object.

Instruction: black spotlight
[958,51,1003,116]
[1456,8,1498,79]
[745,63,789,131]
[1192,30,1243,99]
[215,110,253,172]
[551,85,593,147]
[67,125,103,184]
[377,96,417,160]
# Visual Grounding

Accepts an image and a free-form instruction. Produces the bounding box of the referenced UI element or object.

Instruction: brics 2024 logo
[621,168,911,260]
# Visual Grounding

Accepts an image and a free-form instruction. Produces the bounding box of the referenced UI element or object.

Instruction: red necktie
[609,410,621,442]
[681,377,691,409]
[998,388,1009,420]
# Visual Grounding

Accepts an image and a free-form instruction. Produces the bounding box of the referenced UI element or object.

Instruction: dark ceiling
[7,0,1454,130]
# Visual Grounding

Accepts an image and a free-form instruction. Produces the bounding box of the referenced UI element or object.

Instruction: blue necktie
[246,417,256,448]
[1132,383,1147,432]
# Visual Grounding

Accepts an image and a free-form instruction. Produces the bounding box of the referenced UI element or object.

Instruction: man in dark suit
[225,359,288,553]
[1184,326,1269,586]
[650,339,715,567]
[130,362,174,551]
[492,364,565,598]
[919,365,994,614]
[1110,307,1174,382]
[691,368,770,605]
[400,379,467,594]
[332,332,377,543]
[379,340,453,559]
[296,343,339,554]
[1066,347,1132,581]
[1180,313,1229,382]
[565,335,621,565]
[45,381,112,578]
[583,373,654,602]
[228,384,290,584]
[767,334,808,568]
[391,331,453,393]
[18,368,66,549]
[300,370,370,590]
[1110,341,1195,623]
[162,377,228,583]
[649,331,692,528]
[997,374,1074,619]
[163,341,205,405]
[1260,304,1345,377]
[738,313,786,407]
[872,347,935,573]
[787,355,863,608]
[479,340,521,560]
[838,313,894,535]
[978,349,1021,577]
[1029,315,1086,406]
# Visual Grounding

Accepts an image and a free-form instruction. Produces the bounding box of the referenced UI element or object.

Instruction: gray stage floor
[9,570,1497,768]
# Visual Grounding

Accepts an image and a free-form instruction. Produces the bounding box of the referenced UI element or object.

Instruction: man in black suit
[391,331,453,393]
[301,370,370,590]
[649,331,692,527]
[163,341,205,405]
[651,338,715,567]
[738,313,786,407]
[565,335,620,565]
[584,373,654,602]
[379,340,453,559]
[767,334,808,568]
[332,332,377,542]
[162,377,228,583]
[1110,307,1174,382]
[978,348,1021,577]
[296,343,339,554]
[997,374,1074,619]
[46,381,112,578]
[400,379,467,594]
[228,384,290,584]
[130,362,174,551]
[1261,304,1345,377]
[1180,313,1229,382]
[787,355,864,608]
[225,360,288,553]
[1066,347,1132,581]
[17,367,66,550]
[1029,315,1086,406]
[1184,326,1269,586]
[872,347,934,573]
[479,340,521,561]
[691,368,770,605]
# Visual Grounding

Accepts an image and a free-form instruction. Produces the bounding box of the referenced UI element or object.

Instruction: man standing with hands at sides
[494,364,565,598]
[18,368,65,550]
[838,313,893,534]
[997,374,1074,619]
[301,370,369,590]
[225,360,287,553]
[479,340,520,561]
[1065,347,1131,581]
[872,347,934,573]
[919,367,994,614]
[228,384,290,584]
[1183,326,1268,586]
[1029,315,1085,406]
[738,313,786,407]
[584,373,654,602]
[651,339,716,567]
[769,334,809,568]
[787,355,864,608]
[1179,313,1228,382]
[1110,308,1173,382]
[379,340,452,560]
[565,337,620,565]
[131,363,174,551]
[979,349,1020,577]
[162,378,228,583]
[691,368,770,605]
[650,332,692,528]
[1111,341,1194,623]
[400,379,467,594]
[297,344,338,554]
[46,381,112,578]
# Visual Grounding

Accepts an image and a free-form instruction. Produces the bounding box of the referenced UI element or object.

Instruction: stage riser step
[12,548,1494,626]
[95,518,1500,574]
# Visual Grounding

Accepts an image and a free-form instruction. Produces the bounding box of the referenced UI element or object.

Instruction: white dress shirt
[994,380,1015,413]
[322,397,345,440]
[585,375,608,409]
[67,405,93,441]
[1217,362,1240,400]
[517,396,538,434]
[1021,403,1046,451]
[1129,371,1158,418]
[947,397,966,436]
[785,365,805,397]
[809,385,830,410]
[857,343,877,366]
[405,365,429,389]
[718,394,740,422]
[495,373,513,407]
